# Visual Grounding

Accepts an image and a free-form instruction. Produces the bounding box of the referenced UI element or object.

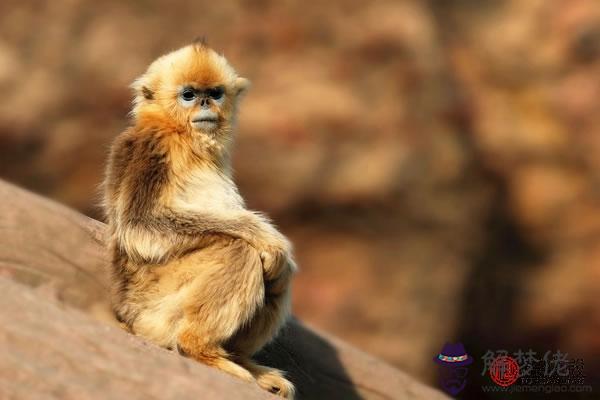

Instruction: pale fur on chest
[169,166,245,214]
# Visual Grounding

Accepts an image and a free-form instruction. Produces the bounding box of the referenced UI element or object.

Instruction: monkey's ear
[234,77,250,97]
[131,76,154,102]
[141,86,154,100]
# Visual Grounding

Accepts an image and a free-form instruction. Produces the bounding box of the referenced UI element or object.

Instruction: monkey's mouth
[192,117,218,123]
[191,117,218,130]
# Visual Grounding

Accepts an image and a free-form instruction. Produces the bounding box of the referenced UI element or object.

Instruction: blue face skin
[178,85,227,133]
[438,366,469,396]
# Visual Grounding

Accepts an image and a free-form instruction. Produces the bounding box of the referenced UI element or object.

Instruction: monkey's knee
[181,242,265,331]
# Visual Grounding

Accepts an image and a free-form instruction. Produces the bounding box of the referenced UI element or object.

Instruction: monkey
[102,42,296,398]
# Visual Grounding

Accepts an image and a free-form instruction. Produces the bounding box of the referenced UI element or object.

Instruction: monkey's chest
[170,170,245,213]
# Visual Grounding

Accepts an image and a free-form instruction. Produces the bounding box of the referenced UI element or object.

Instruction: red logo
[490,356,520,387]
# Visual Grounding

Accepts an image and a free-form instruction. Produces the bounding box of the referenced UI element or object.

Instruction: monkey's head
[131,42,249,139]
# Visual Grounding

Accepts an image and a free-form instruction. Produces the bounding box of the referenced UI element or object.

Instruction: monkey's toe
[257,370,295,399]
[269,386,281,394]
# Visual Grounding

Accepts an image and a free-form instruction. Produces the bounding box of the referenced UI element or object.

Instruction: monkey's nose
[200,98,210,108]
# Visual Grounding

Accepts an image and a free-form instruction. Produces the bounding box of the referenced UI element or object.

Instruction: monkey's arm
[144,209,297,280]
[168,208,298,280]
[117,208,296,283]
[107,130,295,278]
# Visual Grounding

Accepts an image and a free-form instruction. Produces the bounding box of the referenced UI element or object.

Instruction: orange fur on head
[130,43,249,144]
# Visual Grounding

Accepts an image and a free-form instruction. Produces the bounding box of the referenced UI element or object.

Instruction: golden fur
[102,42,296,398]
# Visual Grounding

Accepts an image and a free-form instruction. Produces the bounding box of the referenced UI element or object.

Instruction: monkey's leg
[177,326,255,383]
[175,239,266,383]
[225,290,294,399]
[226,289,292,357]
[238,358,295,399]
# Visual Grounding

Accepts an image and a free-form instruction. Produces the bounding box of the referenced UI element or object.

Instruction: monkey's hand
[254,224,297,294]
[263,256,296,296]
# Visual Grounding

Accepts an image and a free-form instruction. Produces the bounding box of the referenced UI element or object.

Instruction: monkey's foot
[256,369,295,399]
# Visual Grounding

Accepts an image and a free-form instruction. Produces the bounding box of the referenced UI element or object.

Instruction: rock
[0,179,447,400]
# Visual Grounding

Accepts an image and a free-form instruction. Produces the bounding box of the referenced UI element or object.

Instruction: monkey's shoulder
[111,126,171,161]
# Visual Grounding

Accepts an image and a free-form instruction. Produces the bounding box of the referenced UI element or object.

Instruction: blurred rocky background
[0,0,598,397]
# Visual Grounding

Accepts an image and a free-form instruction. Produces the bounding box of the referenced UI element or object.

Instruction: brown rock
[0,179,447,400]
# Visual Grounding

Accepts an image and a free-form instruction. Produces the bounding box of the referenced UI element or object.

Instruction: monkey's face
[178,85,225,134]
[132,44,249,139]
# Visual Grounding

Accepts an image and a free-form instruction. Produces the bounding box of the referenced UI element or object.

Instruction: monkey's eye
[181,88,196,102]
[207,87,224,100]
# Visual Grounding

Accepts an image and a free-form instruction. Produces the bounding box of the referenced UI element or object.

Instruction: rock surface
[0,180,447,400]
